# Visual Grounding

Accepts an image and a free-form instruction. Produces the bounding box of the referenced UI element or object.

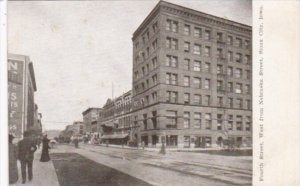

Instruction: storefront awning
[101,133,128,139]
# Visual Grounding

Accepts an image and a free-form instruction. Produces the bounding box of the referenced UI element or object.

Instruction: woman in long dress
[40,135,50,162]
[9,134,18,184]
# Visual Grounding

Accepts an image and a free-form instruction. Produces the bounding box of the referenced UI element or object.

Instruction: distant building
[82,108,102,134]
[8,54,39,139]
[59,121,84,142]
[31,104,43,136]
[100,90,135,145]
[131,1,252,148]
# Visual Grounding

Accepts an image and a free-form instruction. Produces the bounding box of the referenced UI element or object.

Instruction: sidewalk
[10,148,59,186]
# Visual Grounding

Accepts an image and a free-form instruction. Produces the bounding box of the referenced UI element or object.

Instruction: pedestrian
[74,137,79,148]
[17,131,37,184]
[9,134,18,184]
[40,134,51,162]
[141,141,145,150]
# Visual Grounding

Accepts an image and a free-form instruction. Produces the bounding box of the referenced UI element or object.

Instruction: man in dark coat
[18,131,37,184]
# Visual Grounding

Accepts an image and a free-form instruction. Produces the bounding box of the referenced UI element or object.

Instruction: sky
[8,0,252,131]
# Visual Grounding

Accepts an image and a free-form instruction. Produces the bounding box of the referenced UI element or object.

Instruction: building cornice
[132,1,251,40]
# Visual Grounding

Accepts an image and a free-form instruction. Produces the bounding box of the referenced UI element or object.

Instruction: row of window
[166,91,251,109]
[165,110,251,131]
[135,21,158,49]
[165,73,251,93]
[166,19,251,49]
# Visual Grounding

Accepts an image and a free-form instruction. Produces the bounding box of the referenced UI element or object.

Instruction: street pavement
[9,147,59,186]
[54,143,252,186]
[9,144,252,186]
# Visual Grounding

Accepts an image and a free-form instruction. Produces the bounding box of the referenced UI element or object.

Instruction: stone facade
[131,1,252,148]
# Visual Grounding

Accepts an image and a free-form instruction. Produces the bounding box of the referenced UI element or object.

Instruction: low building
[100,90,136,145]
[82,107,102,135]
[8,54,39,139]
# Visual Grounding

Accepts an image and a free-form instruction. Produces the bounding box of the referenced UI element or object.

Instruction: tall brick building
[131,1,252,148]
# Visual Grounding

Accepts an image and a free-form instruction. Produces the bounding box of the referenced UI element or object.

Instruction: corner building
[132,1,252,148]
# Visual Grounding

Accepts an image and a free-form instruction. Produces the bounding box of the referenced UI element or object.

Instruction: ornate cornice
[160,3,251,35]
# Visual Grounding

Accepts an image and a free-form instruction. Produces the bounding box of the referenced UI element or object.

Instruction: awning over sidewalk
[101,133,128,139]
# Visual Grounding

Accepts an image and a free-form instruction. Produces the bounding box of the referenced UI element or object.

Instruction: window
[217,65,223,74]
[217,80,223,91]
[152,74,157,85]
[194,112,201,128]
[166,37,178,50]
[217,32,223,41]
[235,68,242,78]
[227,82,233,92]
[246,99,251,110]
[166,73,177,85]
[246,116,251,131]
[184,112,190,128]
[166,55,178,67]
[236,38,242,47]
[166,111,177,128]
[237,98,243,109]
[152,57,157,69]
[146,79,149,89]
[152,111,157,129]
[217,48,223,59]
[184,24,191,36]
[244,55,251,64]
[217,114,223,130]
[236,116,243,130]
[205,113,212,129]
[236,53,242,63]
[227,67,233,76]
[246,70,251,79]
[227,51,233,61]
[227,36,233,45]
[204,30,211,40]
[166,91,178,103]
[194,94,201,105]
[152,22,158,33]
[184,76,190,87]
[245,40,250,49]
[236,83,242,93]
[204,46,211,57]
[141,82,145,90]
[152,92,157,103]
[204,62,211,72]
[217,97,223,107]
[204,79,210,89]
[152,39,158,50]
[146,64,149,74]
[184,93,190,104]
[245,84,250,94]
[193,61,201,71]
[166,19,178,33]
[184,59,190,70]
[143,114,147,130]
[228,97,233,108]
[134,71,139,79]
[171,74,177,85]
[194,44,201,55]
[194,77,201,88]
[184,42,190,52]
[194,27,201,38]
[145,95,149,105]
[227,115,233,130]
[142,67,145,76]
[146,47,150,58]
[204,95,211,106]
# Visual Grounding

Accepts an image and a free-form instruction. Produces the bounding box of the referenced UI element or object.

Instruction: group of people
[9,131,51,184]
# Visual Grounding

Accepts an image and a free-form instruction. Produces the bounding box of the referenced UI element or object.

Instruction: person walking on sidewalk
[40,134,51,162]
[17,131,37,184]
[9,134,18,184]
